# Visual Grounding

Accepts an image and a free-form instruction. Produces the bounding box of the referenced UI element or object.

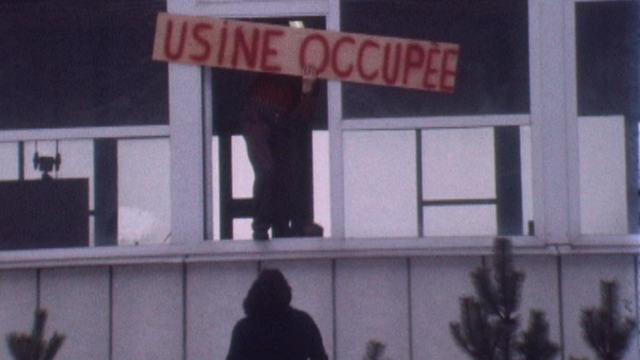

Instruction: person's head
[243,268,292,318]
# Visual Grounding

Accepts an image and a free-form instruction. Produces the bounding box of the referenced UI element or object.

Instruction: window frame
[566,0,640,247]
[4,0,640,255]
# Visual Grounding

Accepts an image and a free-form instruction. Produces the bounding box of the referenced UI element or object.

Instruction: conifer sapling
[450,238,559,360]
[580,280,636,360]
[6,309,65,360]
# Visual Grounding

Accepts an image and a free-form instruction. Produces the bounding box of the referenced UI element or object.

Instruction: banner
[153,13,460,93]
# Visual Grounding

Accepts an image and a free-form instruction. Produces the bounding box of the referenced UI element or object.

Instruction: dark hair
[243,269,292,318]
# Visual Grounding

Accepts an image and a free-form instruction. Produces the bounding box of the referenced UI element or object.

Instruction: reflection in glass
[0,138,170,249]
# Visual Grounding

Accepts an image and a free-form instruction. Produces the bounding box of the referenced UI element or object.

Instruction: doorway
[211,16,328,240]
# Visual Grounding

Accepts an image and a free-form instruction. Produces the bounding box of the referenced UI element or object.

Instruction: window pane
[118,138,171,245]
[423,205,497,236]
[422,128,495,200]
[0,143,19,180]
[579,116,628,234]
[341,0,529,118]
[421,127,530,236]
[0,1,168,129]
[576,1,640,234]
[0,138,170,249]
[343,127,531,238]
[344,131,418,238]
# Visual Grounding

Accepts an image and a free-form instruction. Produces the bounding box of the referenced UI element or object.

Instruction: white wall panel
[0,269,37,360]
[112,264,184,360]
[335,258,409,360]
[0,252,638,360]
[40,266,110,360]
[186,261,257,360]
[561,255,637,360]
[263,259,335,360]
[410,256,481,360]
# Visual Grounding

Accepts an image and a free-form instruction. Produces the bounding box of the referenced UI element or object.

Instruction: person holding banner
[240,65,323,240]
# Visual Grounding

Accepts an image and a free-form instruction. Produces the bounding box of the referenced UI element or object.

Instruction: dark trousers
[241,98,298,237]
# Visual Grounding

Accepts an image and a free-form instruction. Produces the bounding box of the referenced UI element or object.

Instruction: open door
[211,16,328,240]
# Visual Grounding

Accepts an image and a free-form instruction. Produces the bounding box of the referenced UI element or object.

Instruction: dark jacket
[226,269,328,360]
[226,307,328,360]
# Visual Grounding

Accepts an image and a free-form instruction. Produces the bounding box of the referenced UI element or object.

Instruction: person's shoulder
[232,316,253,330]
[288,307,317,323]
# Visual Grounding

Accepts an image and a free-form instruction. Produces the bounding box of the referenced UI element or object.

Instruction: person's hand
[301,65,317,94]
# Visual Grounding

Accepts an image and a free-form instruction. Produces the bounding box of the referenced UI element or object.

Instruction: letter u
[382,43,402,85]
[164,20,188,60]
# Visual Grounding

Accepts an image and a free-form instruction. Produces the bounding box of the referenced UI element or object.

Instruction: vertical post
[94,139,118,246]
[494,126,523,235]
[169,63,207,243]
[530,0,572,243]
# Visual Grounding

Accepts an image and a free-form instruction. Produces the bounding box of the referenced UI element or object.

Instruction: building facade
[0,0,640,359]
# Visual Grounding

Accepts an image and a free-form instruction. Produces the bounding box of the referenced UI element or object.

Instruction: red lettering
[331,36,355,78]
[422,46,441,89]
[382,43,402,85]
[299,34,330,74]
[260,29,284,72]
[440,49,459,93]
[232,27,260,69]
[164,20,188,61]
[403,43,424,85]
[357,40,380,81]
[190,23,213,62]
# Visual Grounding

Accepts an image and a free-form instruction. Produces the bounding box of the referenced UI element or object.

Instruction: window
[0,138,170,247]
[0,1,167,129]
[339,0,532,238]
[0,1,169,249]
[575,1,640,235]
[343,127,533,238]
[341,0,529,118]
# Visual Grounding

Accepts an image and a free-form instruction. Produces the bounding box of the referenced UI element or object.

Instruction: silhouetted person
[226,269,329,360]
[240,66,323,240]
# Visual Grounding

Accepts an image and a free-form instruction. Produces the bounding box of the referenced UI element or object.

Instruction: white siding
[335,258,410,360]
[561,255,638,360]
[410,256,481,360]
[112,264,184,360]
[0,252,636,360]
[0,270,38,360]
[40,266,111,360]
[186,261,257,360]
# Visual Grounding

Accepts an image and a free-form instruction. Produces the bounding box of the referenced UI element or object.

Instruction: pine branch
[581,281,636,360]
[516,310,559,360]
[6,309,65,360]
[451,238,557,360]
[363,340,389,360]
[450,297,498,360]
[492,238,524,323]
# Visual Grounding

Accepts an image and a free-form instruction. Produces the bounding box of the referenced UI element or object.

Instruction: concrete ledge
[0,235,637,269]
